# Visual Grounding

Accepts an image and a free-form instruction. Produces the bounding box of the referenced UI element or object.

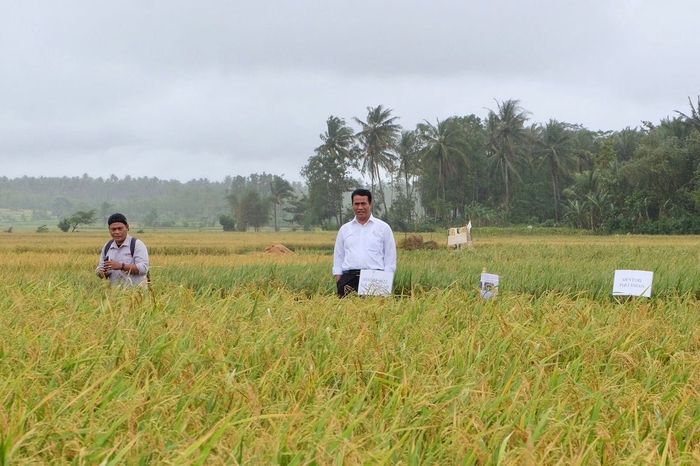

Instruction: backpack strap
[102,239,114,259]
[103,238,136,258]
[130,236,151,284]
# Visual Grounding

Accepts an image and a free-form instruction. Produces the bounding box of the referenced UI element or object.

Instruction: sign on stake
[358,270,394,296]
[612,270,653,298]
[480,271,499,299]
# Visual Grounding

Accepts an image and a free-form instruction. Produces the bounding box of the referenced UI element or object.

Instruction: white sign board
[480,272,499,299]
[358,270,394,296]
[613,270,654,298]
[612,270,653,298]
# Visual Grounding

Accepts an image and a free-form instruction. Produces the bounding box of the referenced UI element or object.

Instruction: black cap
[107,213,128,226]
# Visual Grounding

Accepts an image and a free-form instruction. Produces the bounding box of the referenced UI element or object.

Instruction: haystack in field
[401,234,424,250]
[265,244,294,255]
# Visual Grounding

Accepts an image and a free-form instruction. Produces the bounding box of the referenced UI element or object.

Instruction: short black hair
[351,188,372,204]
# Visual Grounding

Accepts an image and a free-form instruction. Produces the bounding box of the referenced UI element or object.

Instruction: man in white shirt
[96,213,150,287]
[332,189,397,297]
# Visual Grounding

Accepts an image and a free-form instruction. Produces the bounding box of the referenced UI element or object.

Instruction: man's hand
[104,259,123,271]
[335,274,341,282]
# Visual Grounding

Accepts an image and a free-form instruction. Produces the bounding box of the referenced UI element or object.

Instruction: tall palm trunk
[377,176,389,215]
[503,163,510,212]
[551,175,560,222]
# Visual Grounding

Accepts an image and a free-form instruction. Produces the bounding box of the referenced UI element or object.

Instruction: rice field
[1,231,699,464]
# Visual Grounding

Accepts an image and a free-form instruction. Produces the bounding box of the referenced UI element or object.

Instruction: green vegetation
[57,209,98,232]
[1,231,699,463]
[2,97,699,234]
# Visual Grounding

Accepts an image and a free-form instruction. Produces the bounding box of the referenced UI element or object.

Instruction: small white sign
[358,269,394,296]
[613,270,653,297]
[480,272,499,299]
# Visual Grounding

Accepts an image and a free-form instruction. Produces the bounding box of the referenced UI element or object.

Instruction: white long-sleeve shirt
[332,215,397,275]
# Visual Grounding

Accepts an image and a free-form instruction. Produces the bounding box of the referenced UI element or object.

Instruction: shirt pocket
[366,230,384,254]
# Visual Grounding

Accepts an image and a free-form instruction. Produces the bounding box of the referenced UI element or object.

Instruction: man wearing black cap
[96,213,150,286]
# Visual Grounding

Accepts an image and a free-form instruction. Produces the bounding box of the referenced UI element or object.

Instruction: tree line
[1,97,698,233]
[302,98,699,233]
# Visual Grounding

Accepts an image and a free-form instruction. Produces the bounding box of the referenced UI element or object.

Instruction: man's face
[109,222,128,244]
[352,195,372,223]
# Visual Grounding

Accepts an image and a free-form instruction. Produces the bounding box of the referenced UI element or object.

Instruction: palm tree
[396,130,420,200]
[316,116,356,163]
[675,95,700,132]
[310,116,356,225]
[563,199,586,229]
[486,99,530,212]
[416,118,465,205]
[585,190,610,231]
[536,120,575,222]
[269,175,294,231]
[354,105,401,214]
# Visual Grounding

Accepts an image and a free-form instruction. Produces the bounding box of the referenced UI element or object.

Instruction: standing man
[96,213,150,287]
[333,189,397,297]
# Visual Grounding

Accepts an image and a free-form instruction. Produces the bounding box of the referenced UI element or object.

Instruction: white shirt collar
[352,214,375,225]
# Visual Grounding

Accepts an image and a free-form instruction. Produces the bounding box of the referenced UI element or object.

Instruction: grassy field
[1,231,699,464]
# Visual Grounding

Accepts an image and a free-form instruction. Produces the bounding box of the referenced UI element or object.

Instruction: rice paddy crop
[1,231,699,464]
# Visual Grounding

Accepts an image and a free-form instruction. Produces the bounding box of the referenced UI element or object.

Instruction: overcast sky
[1,0,698,183]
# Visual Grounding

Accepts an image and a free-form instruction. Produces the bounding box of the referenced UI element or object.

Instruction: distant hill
[0,175,229,227]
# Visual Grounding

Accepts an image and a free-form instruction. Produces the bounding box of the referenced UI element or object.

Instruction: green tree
[302,152,354,227]
[486,99,530,213]
[417,118,466,208]
[269,176,295,231]
[563,199,586,229]
[239,190,270,231]
[388,191,415,232]
[218,214,235,231]
[283,194,311,230]
[57,218,70,232]
[317,115,356,162]
[354,105,401,214]
[535,120,575,221]
[396,130,420,199]
[620,118,697,221]
[302,116,357,227]
[392,130,421,225]
[61,210,97,232]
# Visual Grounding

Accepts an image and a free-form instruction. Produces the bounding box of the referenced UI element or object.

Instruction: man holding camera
[96,213,150,287]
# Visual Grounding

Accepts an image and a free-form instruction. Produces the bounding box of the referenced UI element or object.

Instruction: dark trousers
[337,269,361,297]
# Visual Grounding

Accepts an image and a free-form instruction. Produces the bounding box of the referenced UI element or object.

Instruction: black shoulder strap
[103,238,137,258]
[103,240,114,258]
